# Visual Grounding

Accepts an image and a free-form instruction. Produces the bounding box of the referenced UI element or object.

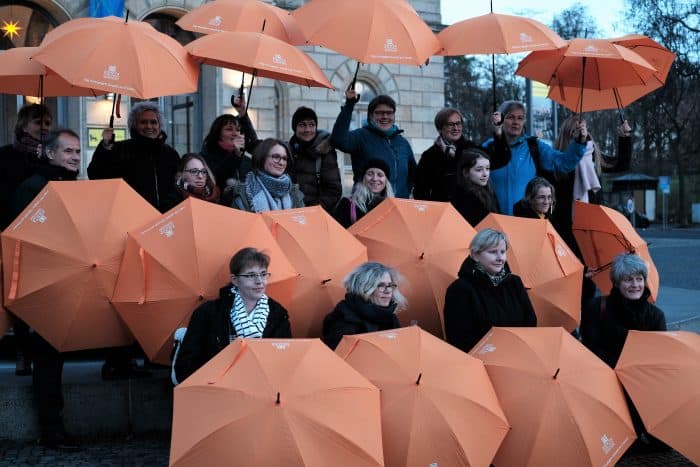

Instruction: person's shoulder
[268,297,290,318]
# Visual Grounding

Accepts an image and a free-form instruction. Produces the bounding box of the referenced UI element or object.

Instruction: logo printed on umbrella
[477,343,497,354]
[601,434,615,454]
[159,222,175,238]
[519,33,534,44]
[272,342,290,350]
[584,44,599,53]
[272,54,287,66]
[556,244,567,257]
[290,215,306,225]
[384,38,398,53]
[379,332,398,340]
[103,65,120,81]
[208,16,222,27]
[31,208,47,224]
[430,463,439,467]
[413,204,427,213]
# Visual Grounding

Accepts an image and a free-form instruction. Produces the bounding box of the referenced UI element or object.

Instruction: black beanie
[363,158,391,179]
[292,106,318,131]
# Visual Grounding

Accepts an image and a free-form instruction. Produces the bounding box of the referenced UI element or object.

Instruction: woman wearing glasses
[229,138,304,212]
[322,262,405,350]
[444,229,537,353]
[174,247,292,383]
[174,154,220,204]
[513,177,555,220]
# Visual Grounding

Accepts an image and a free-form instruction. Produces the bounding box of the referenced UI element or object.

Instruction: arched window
[0,3,55,49]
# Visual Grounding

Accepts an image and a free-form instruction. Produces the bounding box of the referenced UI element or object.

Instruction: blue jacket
[483,135,586,215]
[331,99,416,198]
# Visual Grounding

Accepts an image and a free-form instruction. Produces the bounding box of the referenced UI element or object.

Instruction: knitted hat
[363,158,390,179]
[291,106,317,131]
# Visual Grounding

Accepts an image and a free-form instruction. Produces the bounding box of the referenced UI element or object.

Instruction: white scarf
[229,287,270,341]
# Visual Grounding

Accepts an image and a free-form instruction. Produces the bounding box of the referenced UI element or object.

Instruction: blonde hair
[555,116,602,175]
[344,262,406,309]
[351,179,394,213]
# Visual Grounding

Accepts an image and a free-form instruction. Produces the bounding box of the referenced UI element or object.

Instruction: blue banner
[89,0,125,18]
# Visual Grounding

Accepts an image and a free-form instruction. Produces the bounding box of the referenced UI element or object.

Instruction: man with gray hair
[88,101,180,213]
[483,100,588,215]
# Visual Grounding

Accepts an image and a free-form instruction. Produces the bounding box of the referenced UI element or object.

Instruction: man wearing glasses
[331,88,417,198]
[173,247,292,383]
[483,100,588,215]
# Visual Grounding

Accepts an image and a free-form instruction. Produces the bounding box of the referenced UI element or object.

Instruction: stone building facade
[0,0,445,187]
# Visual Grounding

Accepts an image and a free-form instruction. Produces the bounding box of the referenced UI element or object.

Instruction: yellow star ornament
[2,20,22,40]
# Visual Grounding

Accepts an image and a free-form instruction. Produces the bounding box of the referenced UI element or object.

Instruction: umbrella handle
[577,56,587,120]
[244,70,256,115]
[350,62,360,90]
[613,89,626,124]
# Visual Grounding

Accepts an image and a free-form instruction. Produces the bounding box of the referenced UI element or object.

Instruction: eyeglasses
[376,282,397,292]
[444,121,462,129]
[269,154,289,163]
[184,168,208,176]
[234,272,272,281]
[373,110,395,117]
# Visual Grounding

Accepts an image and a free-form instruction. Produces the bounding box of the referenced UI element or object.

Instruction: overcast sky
[441,0,630,37]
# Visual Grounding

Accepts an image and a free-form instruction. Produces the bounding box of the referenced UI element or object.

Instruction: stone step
[0,360,172,441]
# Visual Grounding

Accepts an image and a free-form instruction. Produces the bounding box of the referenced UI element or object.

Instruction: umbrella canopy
[1,179,160,351]
[0,47,102,98]
[349,199,476,338]
[476,214,584,331]
[292,0,440,66]
[171,338,385,467]
[0,257,9,339]
[32,16,199,99]
[335,326,510,467]
[572,201,659,300]
[176,0,305,44]
[260,206,367,338]
[186,30,332,89]
[438,12,566,55]
[111,198,298,364]
[546,35,675,112]
[472,327,636,467]
[615,330,700,465]
[516,38,658,115]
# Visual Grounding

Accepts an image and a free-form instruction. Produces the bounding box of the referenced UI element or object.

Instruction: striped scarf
[229,287,270,341]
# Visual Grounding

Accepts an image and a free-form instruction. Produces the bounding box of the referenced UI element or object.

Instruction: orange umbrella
[615,330,700,465]
[0,257,9,339]
[0,47,103,99]
[472,327,636,467]
[1,180,159,351]
[176,0,305,44]
[349,199,476,338]
[112,198,297,364]
[438,11,566,110]
[572,201,659,300]
[476,214,584,331]
[516,38,658,115]
[186,30,332,112]
[171,338,384,467]
[335,326,510,467]
[260,207,367,338]
[292,0,440,86]
[32,15,199,99]
[546,35,675,113]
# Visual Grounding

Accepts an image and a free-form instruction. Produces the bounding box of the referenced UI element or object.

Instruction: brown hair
[229,247,270,275]
[251,138,293,173]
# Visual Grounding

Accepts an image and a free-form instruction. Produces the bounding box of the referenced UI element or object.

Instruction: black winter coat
[580,287,666,368]
[9,162,79,222]
[512,199,549,220]
[322,293,400,350]
[450,184,499,227]
[289,130,342,212]
[174,287,292,382]
[0,144,40,229]
[87,132,180,213]
[332,195,383,228]
[414,137,480,201]
[444,257,537,353]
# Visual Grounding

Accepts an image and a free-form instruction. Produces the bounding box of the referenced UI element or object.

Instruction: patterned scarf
[245,170,293,212]
[229,286,270,341]
[13,131,42,158]
[474,261,509,287]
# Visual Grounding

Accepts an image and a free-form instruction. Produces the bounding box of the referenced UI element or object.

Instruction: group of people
[0,89,655,452]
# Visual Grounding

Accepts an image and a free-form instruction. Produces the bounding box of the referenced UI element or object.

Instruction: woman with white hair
[444,228,537,353]
[322,262,406,349]
[88,101,180,213]
[580,253,666,368]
